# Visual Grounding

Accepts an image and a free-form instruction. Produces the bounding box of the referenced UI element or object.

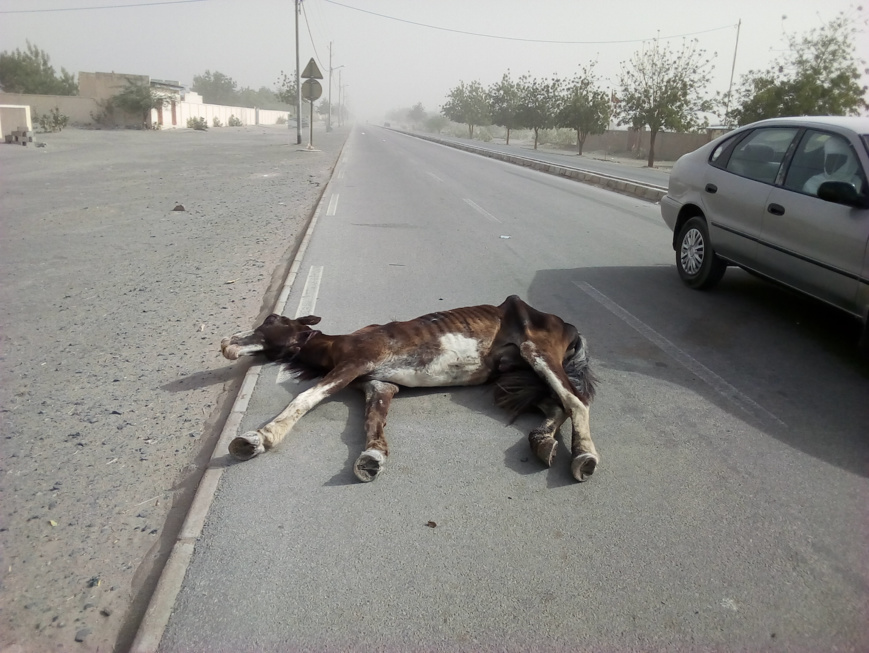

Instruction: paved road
[401,130,672,188]
[157,126,869,652]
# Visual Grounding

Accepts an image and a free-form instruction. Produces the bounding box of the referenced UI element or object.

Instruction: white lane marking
[575,281,786,427]
[326,193,340,216]
[337,169,345,181]
[277,265,323,384]
[463,198,501,223]
[295,265,323,318]
[427,172,443,182]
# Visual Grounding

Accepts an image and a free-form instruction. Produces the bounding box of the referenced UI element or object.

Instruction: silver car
[661,116,869,352]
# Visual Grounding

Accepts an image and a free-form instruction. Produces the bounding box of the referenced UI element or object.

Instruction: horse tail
[494,332,597,421]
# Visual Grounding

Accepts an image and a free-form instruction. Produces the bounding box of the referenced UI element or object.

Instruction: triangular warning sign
[300,58,323,80]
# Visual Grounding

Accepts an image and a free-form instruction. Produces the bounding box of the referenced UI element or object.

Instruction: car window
[784,130,867,197]
[724,128,798,184]
[709,134,740,168]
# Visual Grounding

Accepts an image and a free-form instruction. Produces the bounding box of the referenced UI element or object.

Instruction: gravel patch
[0,124,347,652]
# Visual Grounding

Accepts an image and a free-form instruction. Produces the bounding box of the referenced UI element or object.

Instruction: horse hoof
[529,431,558,467]
[354,449,386,482]
[535,437,558,467]
[571,453,598,482]
[229,431,266,461]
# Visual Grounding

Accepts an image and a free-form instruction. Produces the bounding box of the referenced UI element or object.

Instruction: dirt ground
[0,124,347,652]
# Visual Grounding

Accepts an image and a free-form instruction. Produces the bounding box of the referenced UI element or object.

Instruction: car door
[758,129,869,313]
[702,127,800,269]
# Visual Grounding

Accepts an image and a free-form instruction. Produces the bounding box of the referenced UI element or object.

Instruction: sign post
[300,58,323,151]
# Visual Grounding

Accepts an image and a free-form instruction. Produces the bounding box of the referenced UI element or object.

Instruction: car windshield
[862,134,869,156]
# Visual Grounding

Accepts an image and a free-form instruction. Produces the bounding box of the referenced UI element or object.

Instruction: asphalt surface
[155,127,869,652]
[0,124,347,652]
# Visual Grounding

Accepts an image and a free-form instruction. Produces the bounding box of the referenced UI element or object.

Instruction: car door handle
[767,203,785,216]
[705,183,717,194]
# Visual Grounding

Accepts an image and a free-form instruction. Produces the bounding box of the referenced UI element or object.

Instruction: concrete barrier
[390,129,667,203]
[0,104,33,138]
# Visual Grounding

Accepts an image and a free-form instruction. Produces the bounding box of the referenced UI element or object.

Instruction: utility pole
[724,19,742,126]
[294,0,302,144]
[327,42,332,132]
[327,44,343,133]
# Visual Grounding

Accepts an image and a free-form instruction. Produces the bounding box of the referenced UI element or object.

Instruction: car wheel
[676,216,727,290]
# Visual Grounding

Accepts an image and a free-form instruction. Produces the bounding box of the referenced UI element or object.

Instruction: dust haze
[1,0,866,123]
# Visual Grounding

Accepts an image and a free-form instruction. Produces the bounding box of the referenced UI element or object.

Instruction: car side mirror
[817,181,869,208]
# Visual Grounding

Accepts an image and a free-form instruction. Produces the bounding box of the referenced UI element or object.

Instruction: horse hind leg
[519,341,599,482]
[353,380,399,482]
[528,398,567,467]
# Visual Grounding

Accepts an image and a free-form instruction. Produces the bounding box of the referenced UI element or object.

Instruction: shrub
[187,116,208,130]
[228,114,242,127]
[212,116,222,127]
[275,115,288,125]
[38,106,68,132]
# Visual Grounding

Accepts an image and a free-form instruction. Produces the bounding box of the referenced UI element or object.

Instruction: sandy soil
[0,124,347,652]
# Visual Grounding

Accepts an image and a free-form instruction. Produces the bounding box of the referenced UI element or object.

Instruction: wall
[580,129,710,161]
[0,92,292,130]
[78,71,149,101]
[163,102,290,128]
[0,92,100,127]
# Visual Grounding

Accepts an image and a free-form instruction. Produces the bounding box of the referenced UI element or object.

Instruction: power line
[0,0,208,14]
[300,0,327,72]
[323,0,736,45]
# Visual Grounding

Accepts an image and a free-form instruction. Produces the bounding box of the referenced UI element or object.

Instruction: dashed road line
[574,281,786,427]
[276,265,324,384]
[463,198,501,223]
[326,193,340,216]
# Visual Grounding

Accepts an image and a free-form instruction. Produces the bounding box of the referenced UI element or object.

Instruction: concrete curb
[128,139,348,653]
[390,129,668,203]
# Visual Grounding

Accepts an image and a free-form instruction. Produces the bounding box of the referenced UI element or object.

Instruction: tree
[0,41,77,95]
[425,114,449,134]
[192,70,239,105]
[616,39,713,166]
[441,80,490,138]
[111,78,170,127]
[516,74,563,150]
[488,71,521,144]
[557,65,611,155]
[275,70,297,108]
[408,102,427,125]
[727,11,868,125]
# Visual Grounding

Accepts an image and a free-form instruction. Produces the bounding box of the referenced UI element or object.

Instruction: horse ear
[297,315,321,326]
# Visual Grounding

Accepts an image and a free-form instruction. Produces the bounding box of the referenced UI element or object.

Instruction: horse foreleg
[229,365,366,461]
[353,380,399,482]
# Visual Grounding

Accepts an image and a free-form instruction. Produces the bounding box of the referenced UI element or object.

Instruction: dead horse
[220,295,599,482]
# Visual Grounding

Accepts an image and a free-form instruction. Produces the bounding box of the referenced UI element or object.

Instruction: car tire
[676,216,727,290]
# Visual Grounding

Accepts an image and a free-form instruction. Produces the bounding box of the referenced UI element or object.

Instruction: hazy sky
[1,0,866,122]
